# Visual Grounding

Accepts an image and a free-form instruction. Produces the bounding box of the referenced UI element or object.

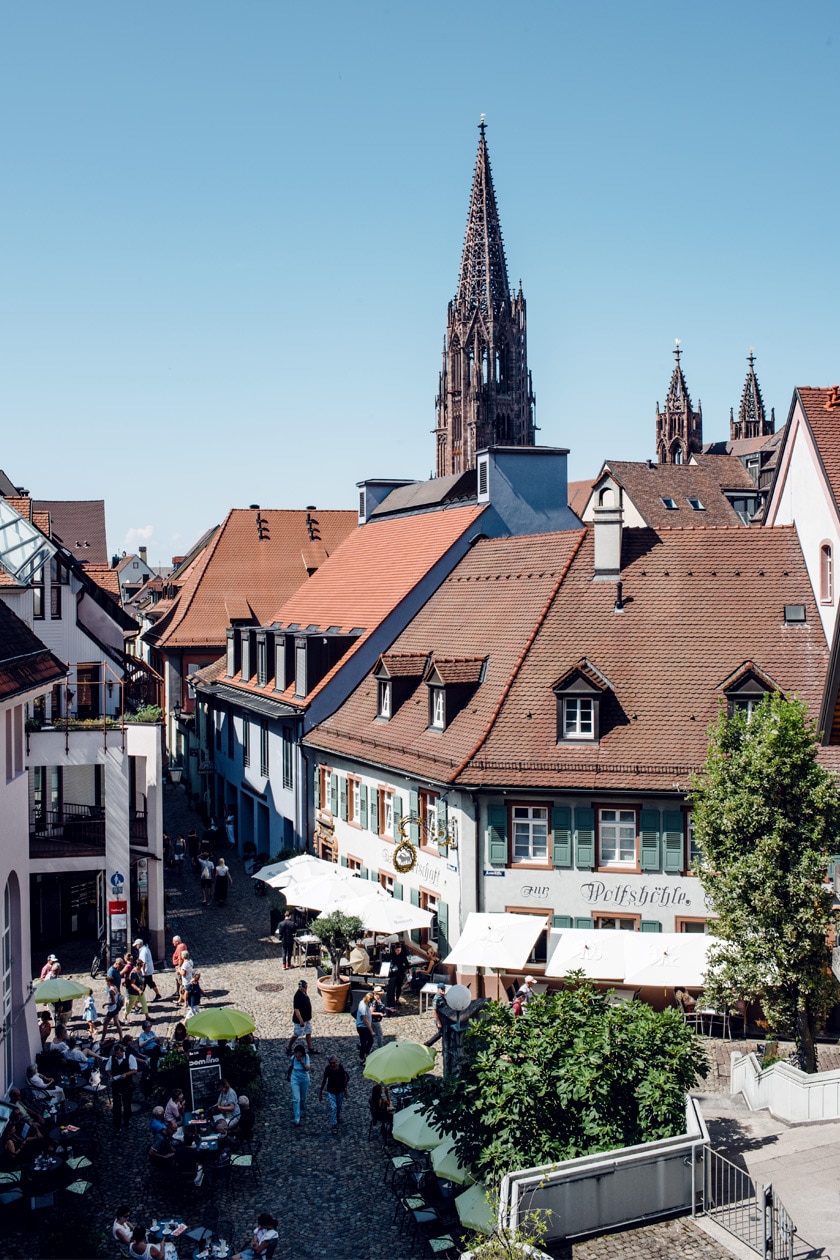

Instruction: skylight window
[661,497,679,510]
[688,498,705,511]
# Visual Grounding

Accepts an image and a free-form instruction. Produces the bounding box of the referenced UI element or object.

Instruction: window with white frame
[420,890,439,945]
[687,816,702,866]
[419,790,438,848]
[599,808,636,865]
[511,805,549,864]
[382,790,394,838]
[351,778,361,824]
[821,543,833,604]
[430,687,445,730]
[733,697,761,719]
[379,871,395,895]
[596,915,637,929]
[321,768,333,814]
[563,696,594,739]
[378,680,392,719]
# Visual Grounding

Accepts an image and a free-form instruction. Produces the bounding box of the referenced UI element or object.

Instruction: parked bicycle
[90,935,108,978]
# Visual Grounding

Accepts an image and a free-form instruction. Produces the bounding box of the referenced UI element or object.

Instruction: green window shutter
[339,777,348,822]
[370,790,380,834]
[359,784,368,829]
[359,865,368,881]
[339,855,348,868]
[330,775,338,815]
[438,798,448,843]
[393,882,403,901]
[409,789,419,843]
[313,765,321,809]
[487,804,508,867]
[552,915,573,929]
[574,808,595,869]
[409,887,420,907]
[552,805,572,868]
[640,919,662,933]
[393,796,403,829]
[574,916,593,929]
[436,902,450,955]
[639,809,661,872]
[663,812,686,873]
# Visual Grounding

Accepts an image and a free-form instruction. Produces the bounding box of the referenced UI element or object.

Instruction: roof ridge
[451,528,586,780]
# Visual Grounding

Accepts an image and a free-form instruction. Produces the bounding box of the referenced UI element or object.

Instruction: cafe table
[148,1217,188,1260]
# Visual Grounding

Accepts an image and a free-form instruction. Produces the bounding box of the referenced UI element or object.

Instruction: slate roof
[217,503,488,709]
[0,599,66,701]
[304,530,585,774]
[33,500,108,565]
[597,457,754,529]
[306,524,828,794]
[371,471,478,517]
[148,508,356,651]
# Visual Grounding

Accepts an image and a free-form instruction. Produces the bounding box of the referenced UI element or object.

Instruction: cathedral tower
[730,349,775,441]
[435,120,536,478]
[655,341,703,464]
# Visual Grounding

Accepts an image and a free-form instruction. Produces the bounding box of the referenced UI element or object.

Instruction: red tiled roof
[84,564,122,601]
[426,657,486,685]
[34,500,108,565]
[149,508,356,651]
[4,496,32,520]
[567,479,593,517]
[796,388,840,515]
[378,653,429,678]
[601,458,753,529]
[304,530,585,774]
[0,599,67,700]
[461,525,828,790]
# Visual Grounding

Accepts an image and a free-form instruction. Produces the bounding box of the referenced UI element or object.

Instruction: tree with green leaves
[691,692,840,1072]
[309,910,364,983]
[415,978,707,1187]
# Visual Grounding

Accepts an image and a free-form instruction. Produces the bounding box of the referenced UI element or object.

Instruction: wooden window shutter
[551,805,572,868]
[339,777,348,822]
[640,919,662,932]
[329,775,338,815]
[438,798,448,839]
[639,809,661,872]
[574,807,595,869]
[663,812,686,873]
[574,916,593,929]
[436,901,450,955]
[393,882,403,901]
[487,804,508,867]
[360,865,368,881]
[339,855,349,868]
[370,790,379,834]
[394,796,403,828]
[552,914,573,929]
[313,766,320,809]
[409,789,420,843]
[359,784,368,829]
[409,887,420,907]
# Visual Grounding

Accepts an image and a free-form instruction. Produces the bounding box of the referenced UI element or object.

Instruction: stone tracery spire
[731,349,774,441]
[655,340,703,464]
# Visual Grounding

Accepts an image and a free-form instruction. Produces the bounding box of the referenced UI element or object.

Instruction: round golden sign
[393,841,418,874]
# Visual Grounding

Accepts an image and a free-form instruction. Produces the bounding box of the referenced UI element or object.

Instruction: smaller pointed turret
[655,341,703,464]
[731,349,774,441]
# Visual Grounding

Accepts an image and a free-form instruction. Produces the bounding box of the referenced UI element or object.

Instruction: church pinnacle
[435,119,536,478]
[655,340,703,464]
[730,348,774,441]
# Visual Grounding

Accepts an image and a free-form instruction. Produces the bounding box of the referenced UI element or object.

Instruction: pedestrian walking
[124,961,149,1021]
[104,1042,139,1134]
[356,991,375,1065]
[286,979,316,1054]
[289,1042,310,1127]
[318,1055,350,1134]
[101,979,125,1037]
[385,940,410,1012]
[225,809,236,848]
[133,937,162,1000]
[173,833,187,877]
[177,950,194,1006]
[82,991,98,1039]
[38,952,59,981]
[424,984,452,1046]
[170,936,188,1002]
[277,910,296,970]
[198,846,215,905]
[214,857,232,906]
[185,971,203,1016]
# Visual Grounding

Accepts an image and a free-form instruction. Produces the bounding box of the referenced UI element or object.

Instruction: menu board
[188,1055,221,1112]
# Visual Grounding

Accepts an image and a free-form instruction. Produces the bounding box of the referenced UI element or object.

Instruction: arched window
[821,543,834,604]
[598,487,615,508]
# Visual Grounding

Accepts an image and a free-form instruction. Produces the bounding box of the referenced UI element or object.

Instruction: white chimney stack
[593,506,623,580]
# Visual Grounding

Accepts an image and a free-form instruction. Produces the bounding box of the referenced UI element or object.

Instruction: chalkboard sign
[188,1055,221,1112]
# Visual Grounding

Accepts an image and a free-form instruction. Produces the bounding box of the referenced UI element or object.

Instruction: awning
[442,912,545,971]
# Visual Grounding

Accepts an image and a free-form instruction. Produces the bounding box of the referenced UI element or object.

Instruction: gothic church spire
[731,349,774,441]
[435,119,536,478]
[655,341,703,464]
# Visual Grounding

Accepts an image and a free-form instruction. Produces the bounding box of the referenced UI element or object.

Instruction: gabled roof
[0,599,67,701]
[304,530,585,775]
[553,658,612,693]
[424,657,486,686]
[83,564,122,603]
[376,653,429,679]
[32,499,108,565]
[716,661,781,695]
[591,457,754,529]
[147,508,356,651]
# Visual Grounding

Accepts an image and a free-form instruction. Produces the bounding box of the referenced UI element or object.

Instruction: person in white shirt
[213,1078,240,1128]
[133,938,162,1000]
[232,1213,279,1260]
[25,1065,65,1106]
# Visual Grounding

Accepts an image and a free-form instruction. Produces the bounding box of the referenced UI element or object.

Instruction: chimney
[593,505,623,580]
[139,546,147,564]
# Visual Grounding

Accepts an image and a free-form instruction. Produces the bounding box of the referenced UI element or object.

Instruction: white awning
[622,931,710,988]
[442,912,545,971]
[544,928,626,981]
[260,854,341,886]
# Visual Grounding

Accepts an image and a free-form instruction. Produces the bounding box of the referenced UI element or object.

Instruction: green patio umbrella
[34,977,91,1003]
[392,1103,449,1151]
[455,1182,495,1233]
[430,1137,475,1185]
[362,1039,436,1084]
[184,1007,256,1040]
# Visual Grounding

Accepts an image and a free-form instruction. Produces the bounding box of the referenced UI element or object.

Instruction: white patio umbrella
[622,931,710,988]
[544,928,626,981]
[282,871,386,912]
[442,912,546,972]
[330,889,434,934]
[260,854,340,887]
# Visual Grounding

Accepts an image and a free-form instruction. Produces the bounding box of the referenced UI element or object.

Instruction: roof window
[661,497,679,510]
[784,605,806,624]
[688,498,705,511]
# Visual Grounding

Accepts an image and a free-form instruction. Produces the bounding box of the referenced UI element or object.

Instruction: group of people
[163,823,234,907]
[113,1209,279,1260]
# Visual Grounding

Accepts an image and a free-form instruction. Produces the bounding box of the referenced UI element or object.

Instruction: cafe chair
[63,1174,104,1208]
[392,1193,425,1231]
[229,1136,261,1183]
[385,1152,415,1188]
[424,1233,458,1258]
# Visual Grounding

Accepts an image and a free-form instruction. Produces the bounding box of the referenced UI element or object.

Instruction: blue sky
[1,2,838,563]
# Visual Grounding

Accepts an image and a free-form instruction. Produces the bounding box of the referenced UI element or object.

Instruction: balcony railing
[30,803,105,859]
[130,809,148,845]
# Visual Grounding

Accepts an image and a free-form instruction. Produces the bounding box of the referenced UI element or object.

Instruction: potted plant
[310,910,364,1013]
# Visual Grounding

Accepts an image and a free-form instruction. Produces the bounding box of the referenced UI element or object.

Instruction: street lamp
[169,766,183,785]
[446,983,471,1030]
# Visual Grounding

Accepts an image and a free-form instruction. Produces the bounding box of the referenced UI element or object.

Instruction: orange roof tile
[149,508,356,650]
[83,564,122,601]
[796,388,840,514]
[567,479,593,517]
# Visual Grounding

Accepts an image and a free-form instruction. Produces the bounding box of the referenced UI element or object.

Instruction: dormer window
[553,658,611,743]
[430,686,445,730]
[373,653,427,721]
[378,679,392,719]
[423,656,486,733]
[719,661,779,721]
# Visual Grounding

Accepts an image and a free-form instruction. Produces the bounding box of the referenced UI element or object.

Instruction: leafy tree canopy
[310,910,364,983]
[415,978,707,1187]
[690,693,840,1069]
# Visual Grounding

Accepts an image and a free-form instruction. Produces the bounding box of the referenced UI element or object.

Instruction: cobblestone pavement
[18,783,816,1258]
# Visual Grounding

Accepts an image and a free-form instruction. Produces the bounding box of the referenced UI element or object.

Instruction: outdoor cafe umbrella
[281,870,382,912]
[362,1039,436,1085]
[33,977,92,1003]
[330,889,434,935]
[621,931,710,989]
[455,1182,495,1233]
[392,1103,449,1151]
[184,1007,256,1040]
[544,928,626,982]
[260,854,337,887]
[430,1137,475,1185]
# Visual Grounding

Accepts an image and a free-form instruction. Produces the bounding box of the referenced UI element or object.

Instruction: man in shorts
[286,979,317,1055]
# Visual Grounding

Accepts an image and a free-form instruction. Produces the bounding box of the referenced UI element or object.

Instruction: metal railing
[29,804,106,858]
[703,1149,799,1259]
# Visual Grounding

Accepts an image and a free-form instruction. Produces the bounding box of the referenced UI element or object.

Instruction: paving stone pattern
[16,784,761,1258]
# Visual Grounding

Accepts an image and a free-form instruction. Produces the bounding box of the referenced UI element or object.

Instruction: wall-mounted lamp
[173,702,183,723]
[107,681,114,699]
[169,766,183,785]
